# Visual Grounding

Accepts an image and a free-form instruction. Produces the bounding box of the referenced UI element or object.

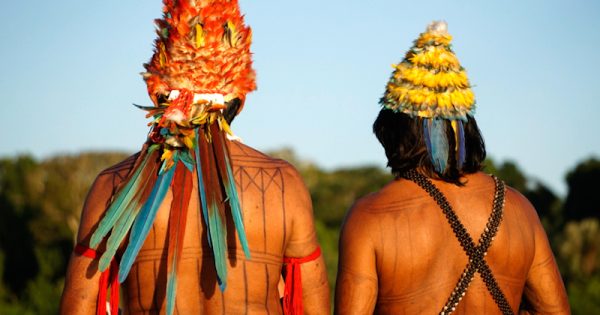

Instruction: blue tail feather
[428,118,449,173]
[457,120,466,169]
[194,128,211,245]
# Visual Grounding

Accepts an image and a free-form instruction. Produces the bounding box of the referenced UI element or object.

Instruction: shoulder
[228,141,306,188]
[76,152,140,244]
[502,182,540,223]
[228,141,292,168]
[340,188,392,244]
[345,177,424,217]
[91,151,140,204]
[97,152,139,183]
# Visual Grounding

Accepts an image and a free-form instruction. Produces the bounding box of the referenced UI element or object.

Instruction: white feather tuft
[168,90,181,101]
[427,20,448,34]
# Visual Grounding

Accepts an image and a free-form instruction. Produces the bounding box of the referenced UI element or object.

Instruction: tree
[557,219,600,314]
[0,157,40,296]
[0,152,129,315]
[485,159,560,228]
[564,158,600,221]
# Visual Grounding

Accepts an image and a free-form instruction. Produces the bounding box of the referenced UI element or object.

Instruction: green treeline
[0,150,599,314]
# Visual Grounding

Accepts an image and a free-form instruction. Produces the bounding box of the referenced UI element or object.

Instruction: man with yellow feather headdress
[60,1,330,314]
[335,21,569,314]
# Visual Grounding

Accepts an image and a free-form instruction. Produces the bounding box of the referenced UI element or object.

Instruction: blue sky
[1,0,599,196]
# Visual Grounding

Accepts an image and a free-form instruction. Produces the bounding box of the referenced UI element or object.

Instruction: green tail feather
[98,160,159,270]
[219,132,250,258]
[208,201,228,291]
[98,208,137,270]
[90,146,158,249]
[90,158,147,249]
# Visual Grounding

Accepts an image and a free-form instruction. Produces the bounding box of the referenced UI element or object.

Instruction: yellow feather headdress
[381,21,475,121]
[381,21,476,174]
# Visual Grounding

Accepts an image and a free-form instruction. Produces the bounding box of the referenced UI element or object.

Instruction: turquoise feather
[194,128,211,244]
[179,150,195,172]
[119,163,177,282]
[98,206,137,270]
[166,270,178,315]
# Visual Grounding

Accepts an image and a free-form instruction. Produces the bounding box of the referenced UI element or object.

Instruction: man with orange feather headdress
[60,1,330,314]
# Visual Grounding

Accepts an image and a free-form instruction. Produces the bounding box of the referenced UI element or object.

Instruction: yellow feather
[183,135,195,149]
[195,24,205,48]
[158,42,167,67]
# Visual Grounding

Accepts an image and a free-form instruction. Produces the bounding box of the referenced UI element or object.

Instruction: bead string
[403,170,513,315]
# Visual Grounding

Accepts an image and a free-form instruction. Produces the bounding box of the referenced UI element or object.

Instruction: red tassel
[282,247,321,315]
[75,244,120,315]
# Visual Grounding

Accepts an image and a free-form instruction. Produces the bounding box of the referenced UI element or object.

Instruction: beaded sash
[403,170,513,315]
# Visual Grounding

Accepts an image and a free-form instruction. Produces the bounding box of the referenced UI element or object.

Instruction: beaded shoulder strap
[403,170,514,315]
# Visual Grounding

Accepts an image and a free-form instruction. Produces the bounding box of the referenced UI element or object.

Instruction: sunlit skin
[335,172,570,315]
[60,141,330,314]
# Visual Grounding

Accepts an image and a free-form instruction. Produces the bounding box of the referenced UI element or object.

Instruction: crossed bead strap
[403,170,514,315]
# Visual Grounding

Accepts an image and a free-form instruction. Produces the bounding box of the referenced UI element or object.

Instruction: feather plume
[90,147,156,249]
[119,160,177,282]
[98,157,159,271]
[91,147,160,272]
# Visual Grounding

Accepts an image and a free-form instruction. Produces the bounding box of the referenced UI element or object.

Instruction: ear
[224,98,242,124]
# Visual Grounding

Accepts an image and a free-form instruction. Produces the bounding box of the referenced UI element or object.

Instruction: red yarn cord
[74,244,120,315]
[282,247,322,315]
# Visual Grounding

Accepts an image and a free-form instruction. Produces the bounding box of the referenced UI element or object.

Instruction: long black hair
[373,109,486,185]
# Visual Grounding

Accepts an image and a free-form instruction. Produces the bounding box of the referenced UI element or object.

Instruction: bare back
[335,172,569,314]
[60,141,330,314]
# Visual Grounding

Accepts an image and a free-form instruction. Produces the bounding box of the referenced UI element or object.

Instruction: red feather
[166,163,193,302]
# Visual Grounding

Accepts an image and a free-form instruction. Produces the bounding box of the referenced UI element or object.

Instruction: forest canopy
[0,150,598,314]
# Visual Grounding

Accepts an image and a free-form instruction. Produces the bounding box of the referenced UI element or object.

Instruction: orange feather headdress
[143,0,256,111]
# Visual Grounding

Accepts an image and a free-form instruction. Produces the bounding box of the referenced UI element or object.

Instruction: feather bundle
[119,158,177,282]
[90,145,160,271]
[194,122,250,290]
